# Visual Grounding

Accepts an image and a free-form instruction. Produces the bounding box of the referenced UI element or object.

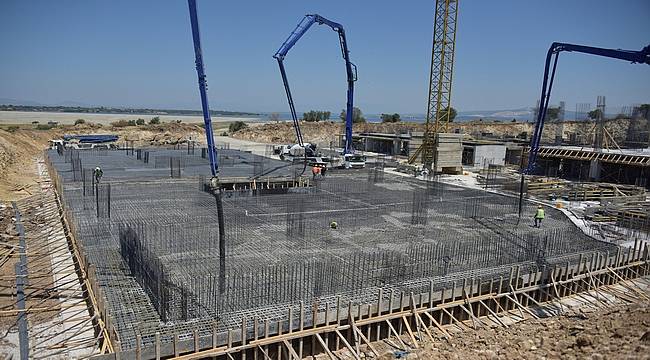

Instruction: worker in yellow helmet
[534,205,545,228]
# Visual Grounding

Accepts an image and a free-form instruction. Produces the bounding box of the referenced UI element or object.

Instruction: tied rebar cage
[43,148,628,351]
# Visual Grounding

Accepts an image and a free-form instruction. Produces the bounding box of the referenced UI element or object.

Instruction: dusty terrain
[0,121,213,201]
[322,301,650,360]
[1,116,646,201]
[233,118,647,148]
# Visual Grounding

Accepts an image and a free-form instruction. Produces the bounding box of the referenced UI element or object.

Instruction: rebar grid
[46,150,619,350]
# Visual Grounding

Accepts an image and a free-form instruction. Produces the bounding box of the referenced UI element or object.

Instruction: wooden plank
[334,329,361,360]
[401,316,419,349]
[313,333,335,360]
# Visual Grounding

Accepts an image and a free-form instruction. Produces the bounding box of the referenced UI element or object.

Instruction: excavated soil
[233,118,647,148]
[321,301,650,360]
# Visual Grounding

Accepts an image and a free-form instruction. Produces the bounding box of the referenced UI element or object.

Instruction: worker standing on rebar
[312,165,320,180]
[93,166,103,184]
[534,205,545,228]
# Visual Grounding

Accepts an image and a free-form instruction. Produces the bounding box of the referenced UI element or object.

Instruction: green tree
[149,116,161,125]
[302,110,331,122]
[438,106,457,122]
[588,109,602,120]
[340,107,365,123]
[136,118,145,125]
[229,121,248,133]
[381,113,401,123]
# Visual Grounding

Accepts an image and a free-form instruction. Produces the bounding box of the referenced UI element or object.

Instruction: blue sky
[1,0,649,114]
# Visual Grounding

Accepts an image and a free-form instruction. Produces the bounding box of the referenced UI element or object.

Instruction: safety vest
[535,208,545,219]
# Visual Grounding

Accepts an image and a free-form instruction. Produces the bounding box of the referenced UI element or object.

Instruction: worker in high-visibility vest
[534,205,545,228]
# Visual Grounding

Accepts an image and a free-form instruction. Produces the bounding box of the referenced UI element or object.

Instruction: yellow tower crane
[409,0,459,169]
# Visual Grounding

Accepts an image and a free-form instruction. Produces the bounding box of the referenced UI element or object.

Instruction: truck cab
[343,153,366,169]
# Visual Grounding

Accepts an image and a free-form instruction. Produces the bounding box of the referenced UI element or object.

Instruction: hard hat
[538,205,543,208]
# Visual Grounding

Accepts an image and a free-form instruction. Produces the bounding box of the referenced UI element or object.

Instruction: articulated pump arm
[188,0,219,177]
[525,42,650,174]
[187,0,226,292]
[273,14,358,154]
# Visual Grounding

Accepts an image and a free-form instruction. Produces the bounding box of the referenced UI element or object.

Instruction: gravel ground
[320,284,650,360]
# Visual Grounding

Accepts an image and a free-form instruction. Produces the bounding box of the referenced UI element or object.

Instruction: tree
[438,106,457,122]
[268,113,281,122]
[302,110,331,122]
[229,121,248,133]
[340,107,365,123]
[136,118,145,125]
[588,109,602,120]
[149,116,161,125]
[381,113,401,123]
[74,118,86,125]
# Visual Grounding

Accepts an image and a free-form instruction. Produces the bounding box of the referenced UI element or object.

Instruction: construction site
[1,1,650,359]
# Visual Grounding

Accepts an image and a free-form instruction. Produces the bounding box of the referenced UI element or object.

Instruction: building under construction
[15,143,640,358]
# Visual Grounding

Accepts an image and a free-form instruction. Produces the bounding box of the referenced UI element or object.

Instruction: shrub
[111,119,136,127]
[35,124,55,130]
[136,118,145,125]
[220,131,228,136]
[380,113,401,123]
[74,119,86,125]
[31,121,39,125]
[176,119,182,124]
[149,116,161,125]
[229,121,248,133]
[6,125,19,133]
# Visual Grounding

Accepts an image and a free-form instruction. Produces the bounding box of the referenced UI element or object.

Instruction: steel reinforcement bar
[89,240,649,360]
[44,154,115,354]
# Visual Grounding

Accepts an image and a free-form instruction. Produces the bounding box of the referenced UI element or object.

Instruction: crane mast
[409,0,459,168]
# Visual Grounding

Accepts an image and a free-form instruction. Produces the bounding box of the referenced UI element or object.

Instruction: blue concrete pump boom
[517,42,650,218]
[187,0,226,292]
[273,14,358,155]
[188,0,219,177]
[525,42,650,175]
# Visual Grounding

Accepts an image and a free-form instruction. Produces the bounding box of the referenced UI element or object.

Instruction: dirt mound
[0,122,208,201]
[0,128,62,200]
[233,118,648,147]
[233,121,426,145]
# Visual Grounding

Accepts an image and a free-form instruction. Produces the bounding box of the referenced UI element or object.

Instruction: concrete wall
[472,145,506,168]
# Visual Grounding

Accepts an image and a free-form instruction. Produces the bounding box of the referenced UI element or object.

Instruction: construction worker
[93,166,103,184]
[534,205,545,228]
[312,165,321,180]
[330,221,338,229]
[320,165,327,177]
